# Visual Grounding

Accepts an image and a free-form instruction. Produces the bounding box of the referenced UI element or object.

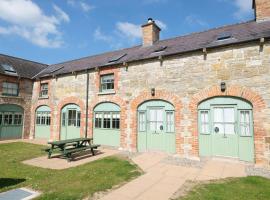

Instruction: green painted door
[198,97,254,162]
[0,104,23,140]
[60,104,81,140]
[35,106,51,139]
[138,100,175,154]
[93,102,120,147]
[211,106,239,158]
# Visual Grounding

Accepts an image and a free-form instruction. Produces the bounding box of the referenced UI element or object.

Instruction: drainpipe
[85,69,89,138]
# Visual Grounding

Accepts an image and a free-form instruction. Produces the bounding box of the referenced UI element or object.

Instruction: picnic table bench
[45,138,100,161]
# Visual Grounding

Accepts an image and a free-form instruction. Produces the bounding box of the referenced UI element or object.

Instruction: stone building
[1,0,270,167]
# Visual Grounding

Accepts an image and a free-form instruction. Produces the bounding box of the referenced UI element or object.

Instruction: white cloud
[233,0,253,19]
[67,0,95,12]
[53,4,70,23]
[155,20,167,30]
[0,0,70,48]
[94,27,112,42]
[116,22,142,41]
[185,15,209,27]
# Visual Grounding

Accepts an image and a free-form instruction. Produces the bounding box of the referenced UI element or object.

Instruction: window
[40,83,48,98]
[112,112,120,129]
[68,110,77,126]
[2,82,19,96]
[103,112,111,128]
[0,113,2,125]
[36,112,50,126]
[240,110,251,136]
[138,112,146,132]
[200,110,210,134]
[213,107,235,135]
[62,112,66,126]
[14,113,23,125]
[94,111,120,130]
[4,113,13,125]
[77,111,81,127]
[100,74,114,92]
[95,113,102,128]
[166,111,174,132]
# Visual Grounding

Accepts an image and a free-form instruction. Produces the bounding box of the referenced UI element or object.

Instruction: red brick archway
[130,90,182,152]
[31,101,54,140]
[56,97,85,140]
[189,85,267,164]
[89,96,127,149]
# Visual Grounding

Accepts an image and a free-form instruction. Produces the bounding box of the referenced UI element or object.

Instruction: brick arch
[89,96,127,149]
[56,96,85,139]
[130,90,183,152]
[31,101,54,140]
[189,85,267,164]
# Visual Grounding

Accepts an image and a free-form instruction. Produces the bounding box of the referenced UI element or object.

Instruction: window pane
[0,114,2,125]
[166,112,174,132]
[138,112,146,132]
[112,112,120,129]
[213,123,224,134]
[100,74,114,92]
[62,112,66,126]
[77,111,81,127]
[2,82,19,96]
[103,112,111,128]
[224,108,235,122]
[225,124,235,134]
[95,113,102,128]
[214,108,223,122]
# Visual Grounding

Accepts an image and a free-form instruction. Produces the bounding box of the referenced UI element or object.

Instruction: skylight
[153,46,167,53]
[108,53,127,63]
[1,63,16,73]
[50,66,64,73]
[217,32,232,41]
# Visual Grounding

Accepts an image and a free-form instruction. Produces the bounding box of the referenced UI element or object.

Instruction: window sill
[98,90,116,95]
[0,95,22,99]
[38,96,49,100]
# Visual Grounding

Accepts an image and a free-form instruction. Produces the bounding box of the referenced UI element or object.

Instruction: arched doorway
[137,100,175,153]
[35,105,51,139]
[93,102,120,147]
[198,96,254,162]
[60,104,81,140]
[0,104,24,139]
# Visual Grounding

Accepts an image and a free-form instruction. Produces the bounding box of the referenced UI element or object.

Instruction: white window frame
[166,111,174,133]
[100,74,114,92]
[200,110,210,135]
[138,111,146,132]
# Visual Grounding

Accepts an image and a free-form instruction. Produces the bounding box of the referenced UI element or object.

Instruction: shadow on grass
[0,178,26,189]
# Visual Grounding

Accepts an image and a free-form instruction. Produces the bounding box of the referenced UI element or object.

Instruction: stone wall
[0,74,34,138]
[30,40,270,166]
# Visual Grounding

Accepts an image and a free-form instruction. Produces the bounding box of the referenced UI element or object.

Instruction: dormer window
[100,74,114,92]
[40,83,48,98]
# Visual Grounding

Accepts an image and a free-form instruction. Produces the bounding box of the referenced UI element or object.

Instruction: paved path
[100,152,247,200]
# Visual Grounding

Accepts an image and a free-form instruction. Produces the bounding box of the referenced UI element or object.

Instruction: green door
[198,97,254,162]
[60,104,81,140]
[0,104,23,140]
[93,102,120,147]
[138,100,175,154]
[211,106,239,158]
[35,105,51,139]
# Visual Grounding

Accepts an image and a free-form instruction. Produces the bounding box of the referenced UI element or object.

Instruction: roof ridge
[158,20,255,43]
[0,53,48,66]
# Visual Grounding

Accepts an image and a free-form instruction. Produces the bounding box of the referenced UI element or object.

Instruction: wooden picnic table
[46,138,100,161]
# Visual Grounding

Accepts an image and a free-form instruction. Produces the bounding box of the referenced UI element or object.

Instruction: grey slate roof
[17,20,270,78]
[0,54,48,79]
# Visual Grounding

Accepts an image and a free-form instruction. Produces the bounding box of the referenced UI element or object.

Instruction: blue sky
[0,0,254,64]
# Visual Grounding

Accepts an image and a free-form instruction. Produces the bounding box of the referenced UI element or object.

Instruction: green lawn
[180,176,270,200]
[0,142,141,200]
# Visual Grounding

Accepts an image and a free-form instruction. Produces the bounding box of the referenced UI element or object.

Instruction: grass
[180,176,270,200]
[0,142,141,199]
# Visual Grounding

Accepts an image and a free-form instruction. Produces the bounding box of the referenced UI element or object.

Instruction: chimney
[141,18,161,46]
[253,0,270,21]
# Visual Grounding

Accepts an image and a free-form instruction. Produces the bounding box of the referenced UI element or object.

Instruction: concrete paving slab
[22,149,119,169]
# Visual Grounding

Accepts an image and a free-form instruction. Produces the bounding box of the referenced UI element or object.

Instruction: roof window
[108,53,127,63]
[217,32,233,41]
